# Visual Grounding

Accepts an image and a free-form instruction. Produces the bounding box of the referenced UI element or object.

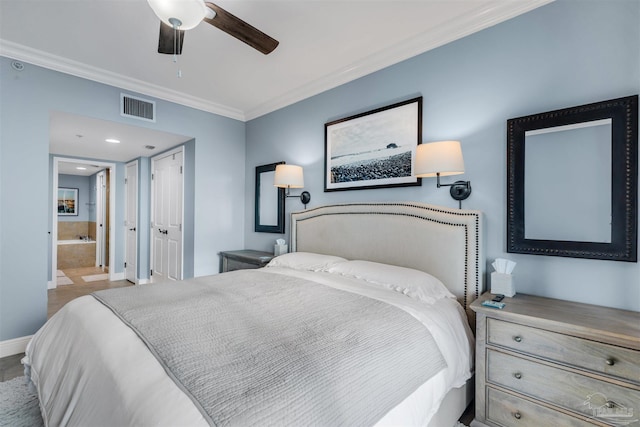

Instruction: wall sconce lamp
[274,164,311,208]
[415,140,471,208]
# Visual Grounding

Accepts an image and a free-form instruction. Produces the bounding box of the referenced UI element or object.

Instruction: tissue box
[274,244,288,256]
[491,272,515,297]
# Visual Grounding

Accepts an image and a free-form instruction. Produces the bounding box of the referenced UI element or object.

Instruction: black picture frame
[507,95,638,261]
[324,97,422,192]
[255,162,285,234]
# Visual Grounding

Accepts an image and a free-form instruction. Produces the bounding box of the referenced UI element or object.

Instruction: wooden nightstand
[219,250,275,273]
[471,292,640,427]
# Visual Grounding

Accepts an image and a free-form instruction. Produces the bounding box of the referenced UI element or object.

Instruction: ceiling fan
[148,0,279,55]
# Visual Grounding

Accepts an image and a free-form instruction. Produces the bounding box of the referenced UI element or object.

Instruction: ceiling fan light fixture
[147,0,207,30]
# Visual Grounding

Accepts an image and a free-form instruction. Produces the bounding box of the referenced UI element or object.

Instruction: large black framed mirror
[255,162,286,233]
[507,95,638,261]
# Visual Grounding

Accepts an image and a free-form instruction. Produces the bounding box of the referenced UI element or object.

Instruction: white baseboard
[111,272,125,281]
[137,278,151,285]
[0,335,32,358]
[47,280,56,289]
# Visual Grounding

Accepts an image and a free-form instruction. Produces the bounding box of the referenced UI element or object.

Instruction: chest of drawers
[471,293,640,427]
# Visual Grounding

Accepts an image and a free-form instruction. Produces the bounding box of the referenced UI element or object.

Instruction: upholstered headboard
[290,202,484,322]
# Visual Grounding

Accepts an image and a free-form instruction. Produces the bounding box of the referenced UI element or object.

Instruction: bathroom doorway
[51,157,117,289]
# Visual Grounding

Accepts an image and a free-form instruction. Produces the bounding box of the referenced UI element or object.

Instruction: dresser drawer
[487,388,594,427]
[488,318,640,385]
[487,350,640,421]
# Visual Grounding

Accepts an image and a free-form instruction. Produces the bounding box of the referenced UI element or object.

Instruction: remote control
[492,294,505,302]
[482,300,505,309]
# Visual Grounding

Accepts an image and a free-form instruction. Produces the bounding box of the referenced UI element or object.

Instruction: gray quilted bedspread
[92,269,446,426]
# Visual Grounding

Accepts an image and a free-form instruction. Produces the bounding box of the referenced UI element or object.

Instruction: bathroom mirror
[255,162,285,233]
[507,95,638,261]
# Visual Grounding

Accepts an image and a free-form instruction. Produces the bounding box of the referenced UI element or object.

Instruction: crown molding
[0,40,245,121]
[244,0,554,121]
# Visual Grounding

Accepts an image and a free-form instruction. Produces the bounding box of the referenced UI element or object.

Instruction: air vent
[120,94,155,122]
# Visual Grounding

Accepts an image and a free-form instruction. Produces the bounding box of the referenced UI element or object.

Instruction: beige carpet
[81,274,109,282]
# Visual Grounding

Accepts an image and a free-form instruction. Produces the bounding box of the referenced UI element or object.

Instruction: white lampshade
[274,164,304,188]
[147,0,207,30]
[415,140,465,178]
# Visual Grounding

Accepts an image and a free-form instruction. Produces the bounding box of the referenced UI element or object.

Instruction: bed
[24,202,484,426]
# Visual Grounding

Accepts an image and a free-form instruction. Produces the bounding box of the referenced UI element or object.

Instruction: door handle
[129,227,136,231]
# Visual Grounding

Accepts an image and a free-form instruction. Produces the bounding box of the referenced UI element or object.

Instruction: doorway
[51,157,117,289]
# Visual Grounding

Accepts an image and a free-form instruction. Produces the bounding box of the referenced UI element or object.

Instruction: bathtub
[57,239,96,269]
[58,239,96,245]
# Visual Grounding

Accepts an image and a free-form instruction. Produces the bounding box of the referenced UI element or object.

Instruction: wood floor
[48,266,132,318]
[0,266,133,383]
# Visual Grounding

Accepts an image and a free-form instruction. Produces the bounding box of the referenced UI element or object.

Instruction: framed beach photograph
[324,97,422,191]
[58,187,78,216]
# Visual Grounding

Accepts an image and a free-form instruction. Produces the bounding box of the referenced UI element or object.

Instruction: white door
[96,171,106,269]
[151,149,183,282]
[125,161,138,283]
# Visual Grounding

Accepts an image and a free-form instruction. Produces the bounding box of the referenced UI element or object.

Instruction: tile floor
[0,266,133,383]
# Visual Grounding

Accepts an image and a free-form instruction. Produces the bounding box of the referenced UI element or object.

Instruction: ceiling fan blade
[203,2,279,55]
[158,22,185,55]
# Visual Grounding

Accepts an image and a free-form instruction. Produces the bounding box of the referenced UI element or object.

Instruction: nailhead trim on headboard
[290,202,484,322]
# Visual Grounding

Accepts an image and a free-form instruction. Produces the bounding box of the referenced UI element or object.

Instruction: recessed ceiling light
[105,138,120,143]
[76,167,87,170]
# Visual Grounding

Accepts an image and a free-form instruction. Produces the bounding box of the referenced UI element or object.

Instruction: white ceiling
[58,160,107,177]
[1,0,552,167]
[50,111,192,163]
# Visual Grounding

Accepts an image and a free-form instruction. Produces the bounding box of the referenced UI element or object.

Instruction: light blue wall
[0,59,246,342]
[58,174,91,222]
[183,139,196,279]
[245,0,640,311]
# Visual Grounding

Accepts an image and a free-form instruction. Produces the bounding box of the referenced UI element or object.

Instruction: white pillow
[266,252,347,272]
[327,260,454,304]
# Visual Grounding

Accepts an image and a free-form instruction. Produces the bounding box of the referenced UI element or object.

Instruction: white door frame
[95,170,106,269]
[51,157,117,289]
[150,146,184,282]
[125,160,139,283]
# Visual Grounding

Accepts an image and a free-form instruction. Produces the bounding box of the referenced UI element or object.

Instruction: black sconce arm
[436,173,471,208]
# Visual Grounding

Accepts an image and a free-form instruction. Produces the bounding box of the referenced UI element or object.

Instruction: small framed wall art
[58,187,78,216]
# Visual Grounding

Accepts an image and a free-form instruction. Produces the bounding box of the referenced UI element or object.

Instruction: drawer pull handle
[514,412,522,420]
[513,336,523,343]
[605,400,617,409]
[514,372,522,379]
[605,358,615,366]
